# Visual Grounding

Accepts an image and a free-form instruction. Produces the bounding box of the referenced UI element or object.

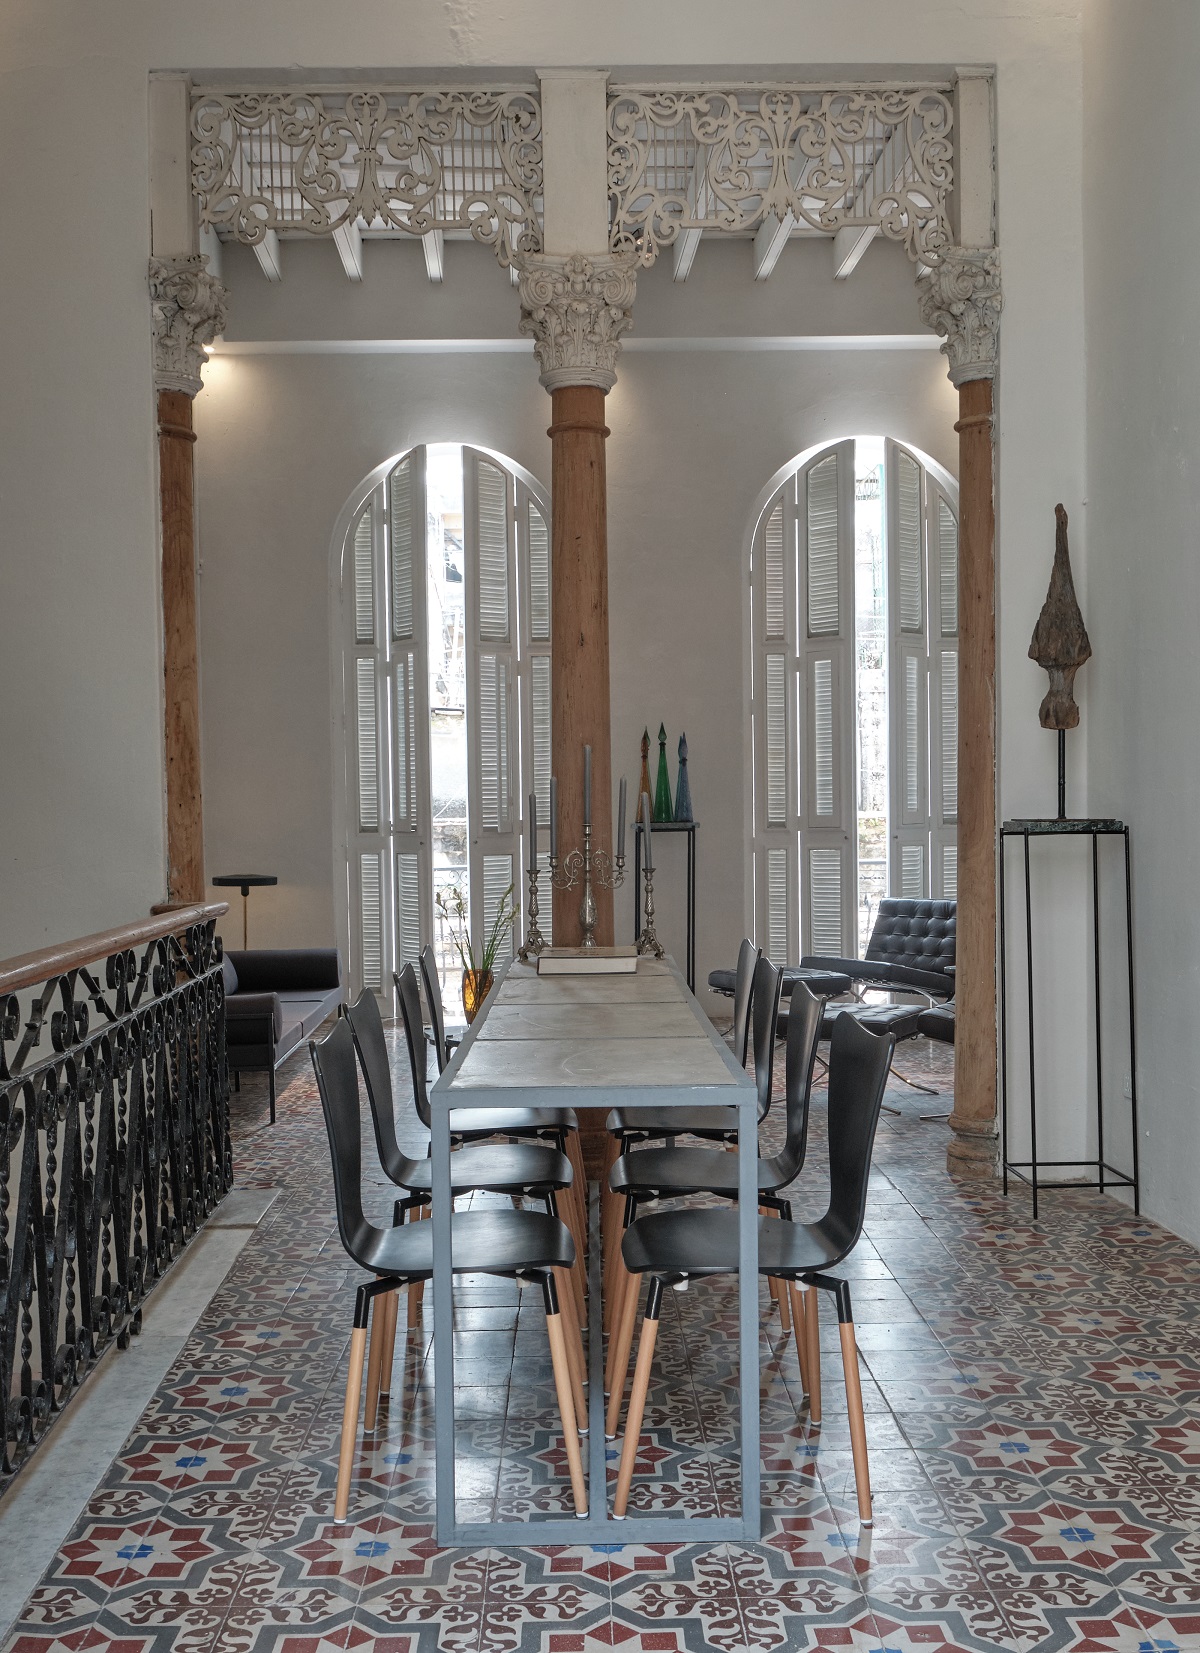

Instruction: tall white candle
[640,790,654,873]
[549,776,558,861]
[528,791,537,874]
[583,744,592,826]
[617,776,627,863]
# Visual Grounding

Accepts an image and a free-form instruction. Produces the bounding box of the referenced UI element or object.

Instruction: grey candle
[549,776,558,861]
[617,776,627,863]
[583,744,592,825]
[528,790,537,874]
[640,790,653,873]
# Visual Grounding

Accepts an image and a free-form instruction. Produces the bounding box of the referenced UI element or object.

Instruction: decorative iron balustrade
[607,84,954,266]
[0,904,231,1487]
[191,87,543,266]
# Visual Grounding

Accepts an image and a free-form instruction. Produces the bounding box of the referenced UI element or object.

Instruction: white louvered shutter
[388,448,432,977]
[928,482,960,898]
[344,490,389,993]
[887,442,930,898]
[517,482,553,944]
[798,442,857,956]
[752,493,798,963]
[464,449,519,966]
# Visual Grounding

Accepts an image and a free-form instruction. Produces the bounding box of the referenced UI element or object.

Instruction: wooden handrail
[0,902,229,997]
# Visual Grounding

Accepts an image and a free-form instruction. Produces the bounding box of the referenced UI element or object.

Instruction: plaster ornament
[915,246,1002,386]
[515,252,637,392]
[1029,503,1091,731]
[149,254,228,397]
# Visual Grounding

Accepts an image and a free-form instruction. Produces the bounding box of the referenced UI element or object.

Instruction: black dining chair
[420,942,461,1074]
[351,982,588,1354]
[309,1017,588,1523]
[609,1012,895,1526]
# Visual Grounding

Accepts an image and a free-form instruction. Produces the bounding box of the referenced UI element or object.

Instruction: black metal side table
[999,818,1139,1217]
[633,821,697,992]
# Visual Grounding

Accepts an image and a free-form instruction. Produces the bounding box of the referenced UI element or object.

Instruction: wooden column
[549,383,614,947]
[158,388,205,905]
[948,376,998,1173]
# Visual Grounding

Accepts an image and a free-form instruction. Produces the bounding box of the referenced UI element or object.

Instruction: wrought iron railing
[0,903,231,1487]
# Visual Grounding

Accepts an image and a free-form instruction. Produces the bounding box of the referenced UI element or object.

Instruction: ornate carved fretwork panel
[607,84,954,266]
[191,87,543,266]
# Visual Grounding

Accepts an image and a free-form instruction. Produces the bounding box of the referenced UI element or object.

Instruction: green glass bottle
[653,723,673,823]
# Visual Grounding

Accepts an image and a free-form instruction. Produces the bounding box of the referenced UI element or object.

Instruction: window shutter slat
[359,852,383,990]
[897,451,923,633]
[941,647,958,821]
[396,852,421,966]
[905,654,920,816]
[390,457,414,640]
[765,502,785,639]
[901,842,925,898]
[938,497,958,636]
[942,844,958,899]
[807,456,840,636]
[353,507,374,643]
[765,653,788,826]
[813,658,834,818]
[483,854,516,964]
[395,650,417,829]
[529,504,550,641]
[356,657,379,831]
[766,847,789,965]
[808,848,843,954]
[532,655,552,821]
[477,461,510,641]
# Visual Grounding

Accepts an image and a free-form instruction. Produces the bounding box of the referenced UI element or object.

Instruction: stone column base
[946,1111,999,1179]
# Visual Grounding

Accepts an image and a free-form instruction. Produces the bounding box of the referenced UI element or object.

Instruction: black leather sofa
[223,948,343,1123]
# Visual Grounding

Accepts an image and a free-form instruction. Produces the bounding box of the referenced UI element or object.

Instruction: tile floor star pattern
[3,1027,1197,1653]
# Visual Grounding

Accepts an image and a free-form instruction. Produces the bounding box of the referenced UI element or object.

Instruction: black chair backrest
[309,1017,376,1266]
[344,988,413,1186]
[821,1013,895,1259]
[732,937,760,1068]
[419,945,449,1073]
[774,980,823,1180]
[750,955,784,1119]
[864,899,956,981]
[394,962,432,1128]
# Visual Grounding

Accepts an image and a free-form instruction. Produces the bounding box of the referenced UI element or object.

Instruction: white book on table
[536,947,639,975]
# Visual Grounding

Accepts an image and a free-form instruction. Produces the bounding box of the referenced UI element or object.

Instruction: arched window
[337,444,550,1003]
[750,438,958,963]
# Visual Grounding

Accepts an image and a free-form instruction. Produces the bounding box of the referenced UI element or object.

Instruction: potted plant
[435,881,517,1023]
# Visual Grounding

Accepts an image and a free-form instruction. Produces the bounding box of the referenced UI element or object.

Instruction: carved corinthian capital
[916,246,1002,387]
[149,255,228,397]
[516,252,637,393]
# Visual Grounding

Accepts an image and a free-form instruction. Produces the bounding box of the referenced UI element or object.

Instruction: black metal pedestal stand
[633,821,697,992]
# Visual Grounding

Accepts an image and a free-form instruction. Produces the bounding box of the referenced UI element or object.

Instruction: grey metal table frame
[999,817,1140,1219]
[428,952,759,1546]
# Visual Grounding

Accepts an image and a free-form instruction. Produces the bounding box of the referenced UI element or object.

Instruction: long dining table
[428,952,760,1545]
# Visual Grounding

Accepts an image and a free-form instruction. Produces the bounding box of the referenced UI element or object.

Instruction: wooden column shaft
[158,387,205,906]
[949,376,998,1170]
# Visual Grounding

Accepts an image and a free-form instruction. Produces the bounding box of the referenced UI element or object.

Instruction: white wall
[0,0,1089,1180]
[194,238,958,998]
[1084,0,1200,1241]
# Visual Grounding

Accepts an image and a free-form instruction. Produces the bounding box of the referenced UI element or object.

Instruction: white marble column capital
[515,251,637,393]
[149,254,228,397]
[916,246,1002,388]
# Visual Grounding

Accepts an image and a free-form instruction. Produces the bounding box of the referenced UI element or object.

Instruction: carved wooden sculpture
[1029,504,1091,730]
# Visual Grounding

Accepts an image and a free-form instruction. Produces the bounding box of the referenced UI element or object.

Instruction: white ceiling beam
[332,220,364,282]
[252,229,283,282]
[422,229,444,283]
[832,224,879,280]
[753,210,794,281]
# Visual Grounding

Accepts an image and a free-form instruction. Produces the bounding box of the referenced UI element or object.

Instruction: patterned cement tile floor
[4,1026,1198,1653]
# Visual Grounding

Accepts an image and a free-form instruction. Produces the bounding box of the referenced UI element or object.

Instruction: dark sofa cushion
[225,948,341,994]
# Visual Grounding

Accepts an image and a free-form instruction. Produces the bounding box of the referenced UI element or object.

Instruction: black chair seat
[402,1143,573,1198]
[917,1003,955,1044]
[620,1206,847,1281]
[355,1206,575,1280]
[820,1002,922,1041]
[610,1144,792,1201]
[708,965,852,1000]
[605,1104,739,1141]
[449,1106,579,1140]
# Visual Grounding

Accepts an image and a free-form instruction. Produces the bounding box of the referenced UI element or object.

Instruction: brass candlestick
[637,861,665,958]
[517,865,547,961]
[550,823,625,949]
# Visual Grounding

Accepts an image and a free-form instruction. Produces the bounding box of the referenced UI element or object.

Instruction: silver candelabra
[548,822,625,948]
[517,865,547,961]
[637,858,665,958]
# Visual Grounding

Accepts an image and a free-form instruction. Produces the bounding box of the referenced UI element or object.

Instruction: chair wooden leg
[839,1320,872,1525]
[805,1284,822,1424]
[605,1265,640,1435]
[772,1213,791,1331]
[363,1290,389,1432]
[545,1297,589,1517]
[554,1265,588,1430]
[335,1324,369,1523]
[378,1289,398,1395]
[788,1281,810,1397]
[409,1205,427,1324]
[613,1280,663,1518]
